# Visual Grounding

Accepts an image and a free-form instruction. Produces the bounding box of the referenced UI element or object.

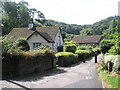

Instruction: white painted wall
[54,30,64,52]
[27,32,53,50]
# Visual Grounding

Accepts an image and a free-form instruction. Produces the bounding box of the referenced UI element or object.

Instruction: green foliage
[75,50,92,60]
[92,47,101,53]
[2,1,30,35]
[77,45,93,50]
[80,28,95,36]
[98,61,108,71]
[55,52,78,66]
[2,1,45,35]
[75,50,91,54]
[64,41,76,45]
[23,47,55,58]
[108,32,120,55]
[1,38,21,54]
[108,45,120,55]
[99,39,114,54]
[41,16,118,36]
[92,16,118,35]
[16,38,30,51]
[99,70,120,88]
[64,44,77,53]
[57,45,63,52]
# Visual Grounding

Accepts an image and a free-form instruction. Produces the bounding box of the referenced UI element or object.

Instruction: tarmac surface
[0,54,103,89]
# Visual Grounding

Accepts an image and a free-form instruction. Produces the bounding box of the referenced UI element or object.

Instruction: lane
[1,54,103,88]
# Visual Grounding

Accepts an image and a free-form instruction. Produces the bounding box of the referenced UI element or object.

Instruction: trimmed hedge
[2,48,56,77]
[57,45,63,52]
[77,45,93,50]
[75,50,92,60]
[64,44,77,53]
[55,52,78,67]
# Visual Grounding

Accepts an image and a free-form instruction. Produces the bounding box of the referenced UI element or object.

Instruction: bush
[99,39,114,54]
[16,38,30,51]
[77,45,93,50]
[64,44,77,53]
[92,47,101,54]
[1,38,21,54]
[64,41,76,45]
[57,45,63,52]
[55,52,78,66]
[108,44,120,55]
[75,50,92,60]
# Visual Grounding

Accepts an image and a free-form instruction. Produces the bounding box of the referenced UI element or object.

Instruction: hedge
[99,39,114,54]
[77,45,93,50]
[75,50,93,60]
[2,48,56,77]
[55,52,78,67]
[57,45,63,52]
[64,44,77,53]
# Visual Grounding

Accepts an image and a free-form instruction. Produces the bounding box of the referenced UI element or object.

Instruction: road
[1,54,103,89]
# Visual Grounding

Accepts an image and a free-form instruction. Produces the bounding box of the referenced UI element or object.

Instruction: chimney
[28,23,33,29]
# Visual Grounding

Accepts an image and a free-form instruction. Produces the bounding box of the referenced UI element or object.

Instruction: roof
[72,35,102,44]
[6,26,60,42]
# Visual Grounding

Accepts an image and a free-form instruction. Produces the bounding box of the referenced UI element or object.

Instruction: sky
[13,0,119,25]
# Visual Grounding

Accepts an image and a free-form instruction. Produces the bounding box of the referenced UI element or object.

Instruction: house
[72,35,102,46]
[6,26,64,52]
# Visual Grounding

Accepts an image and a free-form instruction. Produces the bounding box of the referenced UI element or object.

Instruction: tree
[80,28,95,36]
[2,1,30,35]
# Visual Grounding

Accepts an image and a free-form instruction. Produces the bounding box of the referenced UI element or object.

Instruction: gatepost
[95,51,97,63]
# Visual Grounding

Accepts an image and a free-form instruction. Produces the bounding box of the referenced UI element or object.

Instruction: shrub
[55,52,78,66]
[1,38,21,54]
[92,47,101,54]
[77,45,93,50]
[75,50,92,60]
[23,47,55,58]
[57,45,63,52]
[64,44,77,53]
[108,44,120,55]
[64,41,76,45]
[99,39,114,54]
[16,38,30,51]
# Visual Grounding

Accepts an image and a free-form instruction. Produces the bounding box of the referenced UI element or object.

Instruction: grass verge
[99,70,120,88]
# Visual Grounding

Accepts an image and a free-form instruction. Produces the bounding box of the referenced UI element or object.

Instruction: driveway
[1,54,103,89]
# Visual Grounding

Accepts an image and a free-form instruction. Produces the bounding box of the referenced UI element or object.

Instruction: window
[33,43,41,49]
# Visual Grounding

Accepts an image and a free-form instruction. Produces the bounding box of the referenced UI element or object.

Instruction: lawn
[99,70,120,88]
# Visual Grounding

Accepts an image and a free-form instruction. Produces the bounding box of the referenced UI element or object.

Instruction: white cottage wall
[27,33,53,50]
[54,30,63,52]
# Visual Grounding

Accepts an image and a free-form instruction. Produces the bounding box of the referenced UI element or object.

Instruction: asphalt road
[1,54,103,88]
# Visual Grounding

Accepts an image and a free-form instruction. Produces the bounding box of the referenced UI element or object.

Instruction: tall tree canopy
[2,0,45,35]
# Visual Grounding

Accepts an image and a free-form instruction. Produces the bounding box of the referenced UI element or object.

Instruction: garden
[56,41,100,67]
[1,37,56,77]
[97,32,120,88]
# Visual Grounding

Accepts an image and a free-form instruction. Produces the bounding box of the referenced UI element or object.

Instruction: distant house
[6,26,64,52]
[72,35,102,46]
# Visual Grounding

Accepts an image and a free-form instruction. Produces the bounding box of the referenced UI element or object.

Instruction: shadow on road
[3,68,67,82]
